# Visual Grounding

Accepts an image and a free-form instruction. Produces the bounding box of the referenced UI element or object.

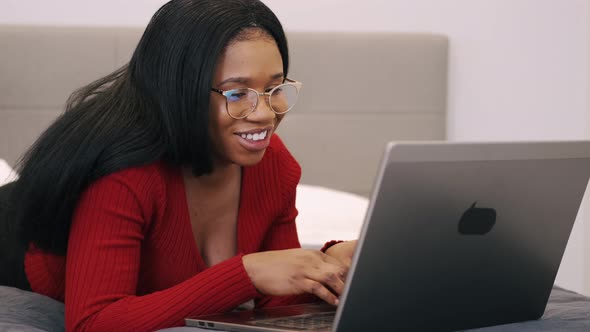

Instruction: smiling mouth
[236,129,269,142]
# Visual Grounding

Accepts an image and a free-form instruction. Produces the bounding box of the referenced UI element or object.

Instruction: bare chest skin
[183,166,241,268]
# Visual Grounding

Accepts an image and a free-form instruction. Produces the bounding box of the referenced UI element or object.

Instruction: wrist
[242,253,256,279]
[242,253,264,295]
[320,240,344,253]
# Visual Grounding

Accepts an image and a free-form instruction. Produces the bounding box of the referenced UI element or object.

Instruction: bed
[1,25,589,331]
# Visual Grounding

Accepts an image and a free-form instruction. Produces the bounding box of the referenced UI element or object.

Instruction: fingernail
[334,299,339,305]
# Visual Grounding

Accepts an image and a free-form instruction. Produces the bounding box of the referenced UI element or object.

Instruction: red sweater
[25,134,315,331]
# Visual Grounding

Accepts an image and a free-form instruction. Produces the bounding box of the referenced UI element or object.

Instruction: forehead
[213,37,284,85]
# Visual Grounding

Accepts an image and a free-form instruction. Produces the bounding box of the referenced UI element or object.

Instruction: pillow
[0,286,64,332]
[295,184,368,249]
[0,159,18,187]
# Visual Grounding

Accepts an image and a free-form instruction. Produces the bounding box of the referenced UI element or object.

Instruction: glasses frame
[211,78,303,120]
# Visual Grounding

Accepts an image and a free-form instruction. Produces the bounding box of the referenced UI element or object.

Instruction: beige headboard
[0,26,448,196]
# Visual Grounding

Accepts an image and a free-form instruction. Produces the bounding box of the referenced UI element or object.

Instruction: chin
[233,150,266,167]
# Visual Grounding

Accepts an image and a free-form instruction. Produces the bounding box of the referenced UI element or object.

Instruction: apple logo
[458,202,496,235]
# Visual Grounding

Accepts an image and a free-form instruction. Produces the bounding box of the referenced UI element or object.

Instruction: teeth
[240,130,268,142]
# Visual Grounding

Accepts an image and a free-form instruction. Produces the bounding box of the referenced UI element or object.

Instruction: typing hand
[243,249,347,305]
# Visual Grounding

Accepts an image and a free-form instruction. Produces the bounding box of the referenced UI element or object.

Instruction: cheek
[209,107,238,151]
[209,99,230,131]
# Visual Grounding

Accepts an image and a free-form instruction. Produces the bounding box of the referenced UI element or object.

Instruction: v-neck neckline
[177,166,248,270]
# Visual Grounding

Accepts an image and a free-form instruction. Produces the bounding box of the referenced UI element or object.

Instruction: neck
[183,162,240,188]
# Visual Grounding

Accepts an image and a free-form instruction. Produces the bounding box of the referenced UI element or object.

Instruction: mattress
[2,285,589,332]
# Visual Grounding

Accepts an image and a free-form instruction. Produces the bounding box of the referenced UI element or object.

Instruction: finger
[306,266,346,296]
[303,280,339,306]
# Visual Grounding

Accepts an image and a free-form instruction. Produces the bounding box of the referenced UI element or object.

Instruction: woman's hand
[324,240,358,268]
[242,249,348,305]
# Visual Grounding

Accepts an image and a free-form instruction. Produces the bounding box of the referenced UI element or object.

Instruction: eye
[270,86,285,95]
[226,89,249,102]
[267,86,282,93]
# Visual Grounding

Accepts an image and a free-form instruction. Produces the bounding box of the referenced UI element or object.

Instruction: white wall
[3,0,588,141]
[2,0,590,293]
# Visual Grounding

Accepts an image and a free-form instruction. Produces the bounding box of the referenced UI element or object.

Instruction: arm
[246,136,347,308]
[65,172,259,332]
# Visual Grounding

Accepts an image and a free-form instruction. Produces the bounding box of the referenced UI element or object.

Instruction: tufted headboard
[0,26,448,196]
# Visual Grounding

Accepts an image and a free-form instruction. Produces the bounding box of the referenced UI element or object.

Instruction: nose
[248,92,275,121]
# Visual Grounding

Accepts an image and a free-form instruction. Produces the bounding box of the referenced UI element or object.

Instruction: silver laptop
[186,140,590,332]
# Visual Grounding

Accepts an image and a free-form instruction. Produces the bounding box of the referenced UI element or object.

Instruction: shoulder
[266,134,299,168]
[80,161,170,218]
[268,133,289,153]
[265,134,301,183]
[91,161,168,195]
[265,134,301,175]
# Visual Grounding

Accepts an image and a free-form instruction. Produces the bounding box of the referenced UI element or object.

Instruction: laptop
[186,140,590,332]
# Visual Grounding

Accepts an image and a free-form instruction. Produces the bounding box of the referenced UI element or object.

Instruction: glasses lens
[226,89,258,118]
[270,84,299,114]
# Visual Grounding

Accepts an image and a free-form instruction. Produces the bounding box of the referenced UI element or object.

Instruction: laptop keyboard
[254,312,335,330]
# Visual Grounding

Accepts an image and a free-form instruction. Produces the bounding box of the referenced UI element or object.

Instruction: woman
[9,0,356,331]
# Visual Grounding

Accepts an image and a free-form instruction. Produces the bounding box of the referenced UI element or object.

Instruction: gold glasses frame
[211,78,303,120]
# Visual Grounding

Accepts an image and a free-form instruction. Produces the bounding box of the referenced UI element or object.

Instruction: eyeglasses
[211,78,302,119]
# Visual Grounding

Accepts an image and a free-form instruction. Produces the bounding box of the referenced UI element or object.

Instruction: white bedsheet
[295,184,368,249]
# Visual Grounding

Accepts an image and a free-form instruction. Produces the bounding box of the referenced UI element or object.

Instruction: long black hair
[9,0,290,255]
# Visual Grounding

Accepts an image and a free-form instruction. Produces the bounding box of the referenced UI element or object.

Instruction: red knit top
[24,134,316,331]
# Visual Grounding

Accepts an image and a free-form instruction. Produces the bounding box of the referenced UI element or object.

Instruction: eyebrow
[218,72,284,87]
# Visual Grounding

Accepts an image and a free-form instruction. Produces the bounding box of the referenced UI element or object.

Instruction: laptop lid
[334,140,590,331]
